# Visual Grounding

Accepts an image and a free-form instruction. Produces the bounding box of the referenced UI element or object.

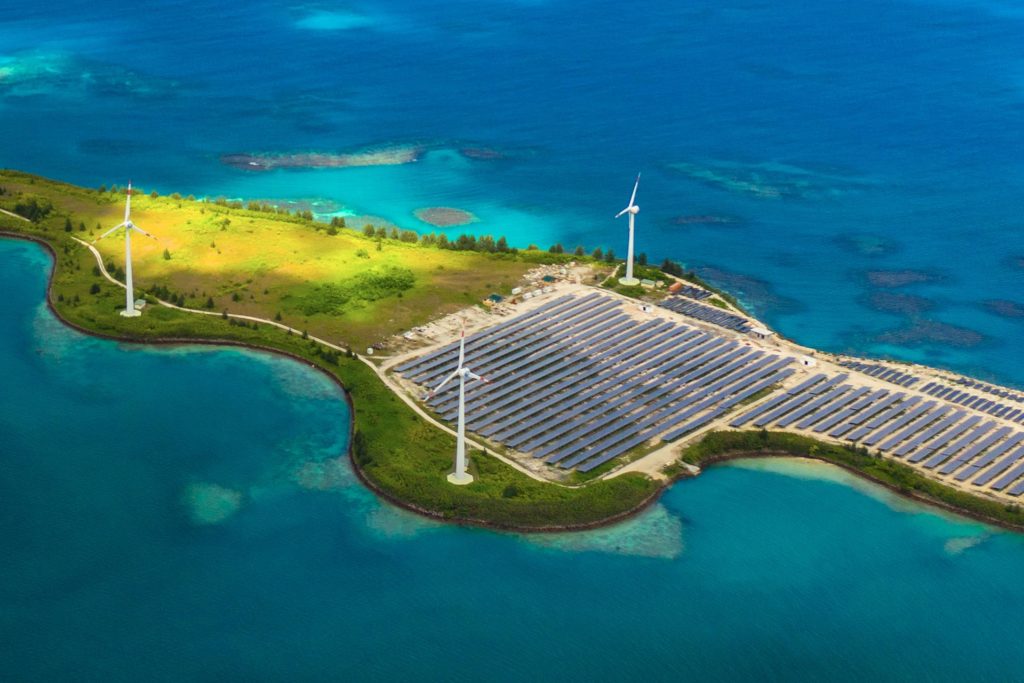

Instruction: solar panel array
[916,381,1024,424]
[731,374,1024,496]
[954,377,1024,403]
[673,284,713,302]
[839,361,919,387]
[658,295,752,332]
[395,293,792,472]
[394,290,1024,495]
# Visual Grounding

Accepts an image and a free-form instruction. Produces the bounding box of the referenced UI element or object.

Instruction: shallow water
[2,0,1024,384]
[3,237,1024,681]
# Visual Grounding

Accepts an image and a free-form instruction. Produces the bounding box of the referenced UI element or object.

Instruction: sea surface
[4,237,1024,680]
[2,0,1024,385]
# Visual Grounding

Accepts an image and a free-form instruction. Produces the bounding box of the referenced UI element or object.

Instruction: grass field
[0,170,533,349]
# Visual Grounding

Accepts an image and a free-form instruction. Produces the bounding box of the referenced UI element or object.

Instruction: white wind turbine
[94,182,159,317]
[615,173,641,286]
[426,326,488,485]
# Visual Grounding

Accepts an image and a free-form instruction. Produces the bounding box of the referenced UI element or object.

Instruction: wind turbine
[615,173,641,286]
[94,182,159,317]
[425,326,488,485]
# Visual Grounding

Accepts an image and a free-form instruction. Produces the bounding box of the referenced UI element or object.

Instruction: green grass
[0,172,660,530]
[677,430,1024,530]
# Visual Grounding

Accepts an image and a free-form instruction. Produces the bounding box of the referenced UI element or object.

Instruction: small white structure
[94,181,160,318]
[749,325,774,340]
[426,327,487,485]
[133,298,147,311]
[614,173,642,286]
[511,287,523,296]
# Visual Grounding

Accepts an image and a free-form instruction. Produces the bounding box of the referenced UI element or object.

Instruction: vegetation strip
[675,431,1024,532]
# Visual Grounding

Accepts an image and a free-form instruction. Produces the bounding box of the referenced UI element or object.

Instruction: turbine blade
[124,181,132,224]
[628,173,640,208]
[615,207,630,218]
[130,223,159,241]
[94,223,126,242]
[427,370,459,398]
[457,326,466,368]
[466,371,488,383]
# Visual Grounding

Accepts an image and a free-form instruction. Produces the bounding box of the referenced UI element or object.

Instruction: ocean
[3,237,1024,681]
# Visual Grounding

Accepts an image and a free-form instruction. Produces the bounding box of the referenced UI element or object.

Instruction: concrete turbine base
[120,309,142,318]
[447,471,474,485]
[618,277,640,286]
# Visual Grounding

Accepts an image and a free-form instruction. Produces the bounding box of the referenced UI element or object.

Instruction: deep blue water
[2,1,1024,384]
[4,237,1024,680]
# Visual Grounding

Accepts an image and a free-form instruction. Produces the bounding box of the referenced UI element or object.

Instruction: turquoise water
[4,237,1024,680]
[2,0,1024,384]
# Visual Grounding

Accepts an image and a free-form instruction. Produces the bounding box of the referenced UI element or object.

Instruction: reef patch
[413,207,477,227]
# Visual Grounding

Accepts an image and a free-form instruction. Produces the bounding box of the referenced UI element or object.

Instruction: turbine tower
[615,173,641,286]
[94,182,159,317]
[426,327,487,485]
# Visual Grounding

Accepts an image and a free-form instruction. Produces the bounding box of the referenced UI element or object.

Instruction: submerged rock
[182,482,243,525]
[876,320,986,348]
[861,291,936,315]
[983,299,1024,319]
[413,207,477,227]
[864,269,944,288]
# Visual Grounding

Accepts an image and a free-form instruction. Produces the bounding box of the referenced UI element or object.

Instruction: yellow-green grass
[0,170,531,349]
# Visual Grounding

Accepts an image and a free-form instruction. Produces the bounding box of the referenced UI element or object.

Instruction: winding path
[69,236,550,483]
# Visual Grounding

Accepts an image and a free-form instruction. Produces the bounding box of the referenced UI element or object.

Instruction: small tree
[548,243,564,254]
[591,247,603,261]
[274,311,282,321]
[89,283,100,295]
[574,245,585,256]
[204,296,214,309]
[222,309,229,319]
[637,252,648,266]
[64,217,73,232]
[162,248,171,260]
[363,224,375,237]
[604,249,616,263]
[496,236,509,253]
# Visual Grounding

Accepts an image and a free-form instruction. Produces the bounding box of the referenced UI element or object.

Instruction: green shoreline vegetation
[3,170,1023,533]
[673,431,1024,531]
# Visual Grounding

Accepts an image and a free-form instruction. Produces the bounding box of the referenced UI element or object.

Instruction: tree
[478,235,496,252]
[526,244,539,251]
[89,283,100,295]
[388,227,400,240]
[604,249,616,263]
[660,258,684,277]
[496,236,509,253]
[574,245,585,256]
[437,233,449,249]
[204,296,215,309]
[274,311,282,322]
[548,243,564,254]
[222,309,229,319]
[64,217,72,232]
[363,225,375,237]
[78,221,86,232]
[326,225,338,236]
[330,216,346,229]
[591,247,603,261]
[162,248,171,260]
[150,190,159,199]
[231,292,241,302]
[637,252,648,266]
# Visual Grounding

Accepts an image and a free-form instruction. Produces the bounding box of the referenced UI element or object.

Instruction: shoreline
[4,227,1022,535]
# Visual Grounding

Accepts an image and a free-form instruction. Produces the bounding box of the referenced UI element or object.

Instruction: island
[2,169,1024,532]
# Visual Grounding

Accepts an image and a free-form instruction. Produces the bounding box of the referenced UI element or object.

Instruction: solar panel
[955,432,1024,481]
